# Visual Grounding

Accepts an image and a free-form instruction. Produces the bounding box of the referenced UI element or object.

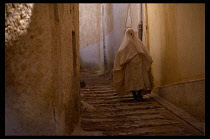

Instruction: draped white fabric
[113,28,154,96]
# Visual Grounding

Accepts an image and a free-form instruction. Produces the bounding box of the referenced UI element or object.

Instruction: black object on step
[80,80,86,88]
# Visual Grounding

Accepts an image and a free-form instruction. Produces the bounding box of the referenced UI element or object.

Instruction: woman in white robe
[113,28,154,101]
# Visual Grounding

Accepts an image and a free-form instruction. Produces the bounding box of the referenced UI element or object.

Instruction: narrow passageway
[79,70,203,136]
[5,3,205,136]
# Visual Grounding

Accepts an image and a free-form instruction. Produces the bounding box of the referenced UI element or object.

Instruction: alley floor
[78,70,204,136]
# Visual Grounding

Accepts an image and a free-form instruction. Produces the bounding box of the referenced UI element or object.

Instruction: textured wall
[79,4,104,71]
[155,79,205,122]
[51,4,80,135]
[5,3,80,135]
[146,3,205,121]
[104,4,114,70]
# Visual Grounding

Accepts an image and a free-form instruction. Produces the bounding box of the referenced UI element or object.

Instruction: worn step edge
[146,92,205,135]
[82,111,160,117]
[81,120,180,131]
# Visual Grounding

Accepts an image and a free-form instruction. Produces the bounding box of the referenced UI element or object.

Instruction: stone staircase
[78,70,203,136]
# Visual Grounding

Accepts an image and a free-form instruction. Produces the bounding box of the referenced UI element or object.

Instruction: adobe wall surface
[79,4,104,71]
[5,3,80,135]
[146,3,205,122]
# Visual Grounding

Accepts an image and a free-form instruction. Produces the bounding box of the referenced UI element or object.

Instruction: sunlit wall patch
[5,3,34,47]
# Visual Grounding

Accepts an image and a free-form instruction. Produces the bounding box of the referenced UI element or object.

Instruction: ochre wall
[5,3,80,135]
[147,3,205,87]
[146,3,205,121]
[51,4,80,135]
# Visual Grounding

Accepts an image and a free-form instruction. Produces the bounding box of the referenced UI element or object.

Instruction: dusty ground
[76,69,203,136]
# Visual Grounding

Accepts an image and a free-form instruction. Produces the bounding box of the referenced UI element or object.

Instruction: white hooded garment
[113,28,154,96]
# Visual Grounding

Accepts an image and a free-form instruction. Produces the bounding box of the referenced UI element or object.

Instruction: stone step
[81,119,180,132]
[81,92,117,97]
[115,124,193,136]
[81,109,161,118]
[89,101,155,107]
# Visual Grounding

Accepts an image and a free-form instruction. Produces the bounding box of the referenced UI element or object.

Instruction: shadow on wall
[5,4,56,135]
[104,3,114,71]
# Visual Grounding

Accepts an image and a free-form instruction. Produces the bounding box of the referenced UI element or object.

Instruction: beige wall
[79,4,102,49]
[5,3,80,135]
[79,4,104,71]
[146,3,205,121]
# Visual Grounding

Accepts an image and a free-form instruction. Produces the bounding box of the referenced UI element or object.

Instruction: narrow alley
[5,3,205,136]
[77,70,204,136]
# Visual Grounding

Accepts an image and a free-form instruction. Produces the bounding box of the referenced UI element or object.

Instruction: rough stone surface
[78,70,204,136]
[5,3,34,47]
